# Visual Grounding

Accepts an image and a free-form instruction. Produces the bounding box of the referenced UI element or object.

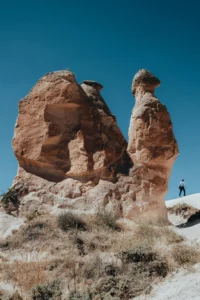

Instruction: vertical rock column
[128,70,178,215]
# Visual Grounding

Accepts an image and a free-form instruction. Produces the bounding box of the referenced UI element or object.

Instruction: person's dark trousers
[179,187,186,196]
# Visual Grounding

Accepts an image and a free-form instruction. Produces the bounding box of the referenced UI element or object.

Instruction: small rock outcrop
[10,69,178,219]
[128,69,178,211]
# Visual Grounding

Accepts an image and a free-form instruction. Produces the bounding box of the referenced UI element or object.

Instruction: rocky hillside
[0,69,186,299]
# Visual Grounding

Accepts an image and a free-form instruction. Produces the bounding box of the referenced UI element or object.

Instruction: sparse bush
[82,254,104,279]
[96,210,120,231]
[23,221,47,241]
[67,290,92,300]
[31,280,62,300]
[93,274,152,299]
[119,246,157,264]
[0,240,9,249]
[147,257,170,277]
[0,187,20,213]
[118,246,169,278]
[168,203,198,217]
[57,212,86,232]
[81,253,120,280]
[73,235,86,256]
[47,259,64,271]
[0,184,28,214]
[172,244,200,266]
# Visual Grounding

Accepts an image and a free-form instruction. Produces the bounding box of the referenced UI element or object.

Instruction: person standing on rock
[179,179,186,197]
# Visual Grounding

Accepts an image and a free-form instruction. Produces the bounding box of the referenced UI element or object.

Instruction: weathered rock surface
[10,69,178,219]
[13,71,131,183]
[128,69,178,213]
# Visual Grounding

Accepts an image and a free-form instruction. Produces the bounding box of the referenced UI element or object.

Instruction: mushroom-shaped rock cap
[82,80,103,92]
[132,69,160,96]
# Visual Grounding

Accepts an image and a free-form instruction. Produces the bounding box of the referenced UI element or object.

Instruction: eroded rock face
[128,69,178,212]
[11,69,178,219]
[12,71,131,183]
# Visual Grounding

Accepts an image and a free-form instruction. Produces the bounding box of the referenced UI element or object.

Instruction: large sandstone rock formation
[13,71,131,184]
[128,70,178,209]
[10,69,178,219]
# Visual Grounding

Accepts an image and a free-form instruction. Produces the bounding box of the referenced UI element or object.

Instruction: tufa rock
[11,69,178,220]
[12,71,131,184]
[128,69,178,213]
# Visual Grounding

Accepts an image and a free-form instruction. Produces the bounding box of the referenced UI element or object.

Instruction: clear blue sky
[0,0,199,200]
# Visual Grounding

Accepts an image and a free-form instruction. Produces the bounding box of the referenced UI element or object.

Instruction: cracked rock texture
[128,69,178,211]
[11,69,178,219]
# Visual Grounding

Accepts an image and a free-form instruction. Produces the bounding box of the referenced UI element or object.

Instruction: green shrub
[118,246,157,264]
[67,291,92,300]
[23,221,47,241]
[57,212,86,232]
[31,281,62,300]
[0,187,20,213]
[96,210,120,231]
[118,246,169,278]
[147,258,170,277]
[0,184,28,214]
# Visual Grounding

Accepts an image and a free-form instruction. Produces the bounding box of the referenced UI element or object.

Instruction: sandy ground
[136,264,200,300]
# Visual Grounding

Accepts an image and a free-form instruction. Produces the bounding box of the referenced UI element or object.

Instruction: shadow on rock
[177,211,200,228]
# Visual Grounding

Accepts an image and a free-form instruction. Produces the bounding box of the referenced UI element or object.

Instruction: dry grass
[25,211,41,222]
[3,260,47,292]
[162,227,184,244]
[134,222,159,245]
[96,210,120,231]
[171,244,200,266]
[1,212,199,299]
[93,274,153,299]
[134,217,184,247]
[168,203,199,218]
[81,253,106,279]
[0,216,60,251]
